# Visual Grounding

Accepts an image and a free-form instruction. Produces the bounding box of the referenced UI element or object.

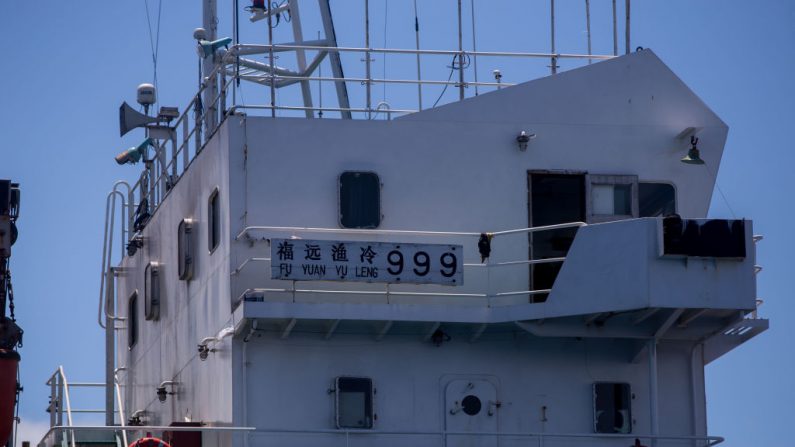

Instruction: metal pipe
[585,0,592,64]
[625,0,631,54]
[457,0,465,100]
[470,0,479,95]
[235,221,586,240]
[229,43,615,60]
[365,0,372,119]
[413,0,423,108]
[267,3,276,118]
[648,339,659,445]
[612,0,618,55]
[550,0,557,74]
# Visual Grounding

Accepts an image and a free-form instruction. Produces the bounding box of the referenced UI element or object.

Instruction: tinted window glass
[639,183,675,217]
[144,263,160,321]
[178,219,194,280]
[339,172,380,229]
[128,292,138,349]
[593,383,632,434]
[209,190,220,252]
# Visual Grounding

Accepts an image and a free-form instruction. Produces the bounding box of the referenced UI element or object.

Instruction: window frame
[208,188,220,254]
[178,218,195,280]
[592,382,632,434]
[585,174,639,223]
[144,262,160,321]
[338,171,382,229]
[335,376,374,430]
[128,291,139,350]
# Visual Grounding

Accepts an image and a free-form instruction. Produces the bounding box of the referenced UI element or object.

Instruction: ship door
[444,379,498,447]
[527,172,586,302]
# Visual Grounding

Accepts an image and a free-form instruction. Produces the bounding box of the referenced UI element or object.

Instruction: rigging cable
[432,54,470,108]
[470,0,479,96]
[412,0,423,109]
[143,0,163,109]
[382,0,389,104]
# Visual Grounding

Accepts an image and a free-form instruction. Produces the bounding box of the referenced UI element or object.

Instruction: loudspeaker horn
[120,101,158,137]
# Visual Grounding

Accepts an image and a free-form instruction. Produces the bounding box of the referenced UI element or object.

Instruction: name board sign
[270,239,463,285]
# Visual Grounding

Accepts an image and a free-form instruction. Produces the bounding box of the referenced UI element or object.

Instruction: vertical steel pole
[203,0,218,133]
[550,0,557,74]
[470,0,479,96]
[648,339,659,446]
[104,270,115,426]
[365,0,372,119]
[457,0,464,101]
[612,0,618,56]
[585,0,592,64]
[267,6,276,118]
[413,0,423,108]
[625,0,631,55]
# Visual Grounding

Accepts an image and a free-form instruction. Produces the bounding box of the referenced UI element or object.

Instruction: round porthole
[462,395,482,416]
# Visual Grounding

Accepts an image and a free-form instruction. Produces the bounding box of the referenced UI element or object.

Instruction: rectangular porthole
[339,172,381,229]
[335,377,374,429]
[208,189,220,253]
[178,219,195,280]
[593,382,632,434]
[144,262,160,321]
[128,292,138,349]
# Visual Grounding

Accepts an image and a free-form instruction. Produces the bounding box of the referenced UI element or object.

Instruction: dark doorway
[528,173,586,302]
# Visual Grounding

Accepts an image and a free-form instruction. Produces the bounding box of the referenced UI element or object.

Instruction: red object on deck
[128,436,172,447]
[0,349,19,446]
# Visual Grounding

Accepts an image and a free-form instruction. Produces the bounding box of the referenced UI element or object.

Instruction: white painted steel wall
[116,125,236,426]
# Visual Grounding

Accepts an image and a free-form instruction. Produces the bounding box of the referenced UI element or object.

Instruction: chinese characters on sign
[270,239,463,285]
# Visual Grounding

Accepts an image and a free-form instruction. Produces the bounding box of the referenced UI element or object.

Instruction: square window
[587,175,638,222]
[336,377,374,429]
[339,172,381,229]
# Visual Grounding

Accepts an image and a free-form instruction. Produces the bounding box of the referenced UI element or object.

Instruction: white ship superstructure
[38,2,767,447]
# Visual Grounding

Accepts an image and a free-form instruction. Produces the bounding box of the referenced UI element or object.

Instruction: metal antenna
[457,0,464,100]
[612,0,618,56]
[550,0,557,74]
[625,0,631,55]
[585,0,592,64]
[470,0,479,95]
[413,0,423,108]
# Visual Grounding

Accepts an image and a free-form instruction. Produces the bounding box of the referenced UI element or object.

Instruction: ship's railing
[232,222,586,306]
[122,39,616,244]
[248,428,725,447]
[37,425,254,447]
[35,425,723,447]
[223,43,615,119]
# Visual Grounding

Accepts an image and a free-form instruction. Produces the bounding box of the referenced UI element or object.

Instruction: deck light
[680,136,705,165]
[516,131,536,151]
[115,138,153,165]
[156,381,178,403]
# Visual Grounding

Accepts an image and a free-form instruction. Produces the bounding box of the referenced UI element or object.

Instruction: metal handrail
[45,367,76,447]
[248,427,723,446]
[231,223,587,305]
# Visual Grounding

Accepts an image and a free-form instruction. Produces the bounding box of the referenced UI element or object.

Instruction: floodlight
[115,138,153,165]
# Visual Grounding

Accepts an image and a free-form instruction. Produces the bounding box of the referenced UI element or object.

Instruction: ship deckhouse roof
[402,49,727,131]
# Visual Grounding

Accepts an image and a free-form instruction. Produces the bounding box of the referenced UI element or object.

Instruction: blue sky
[0,1,792,446]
